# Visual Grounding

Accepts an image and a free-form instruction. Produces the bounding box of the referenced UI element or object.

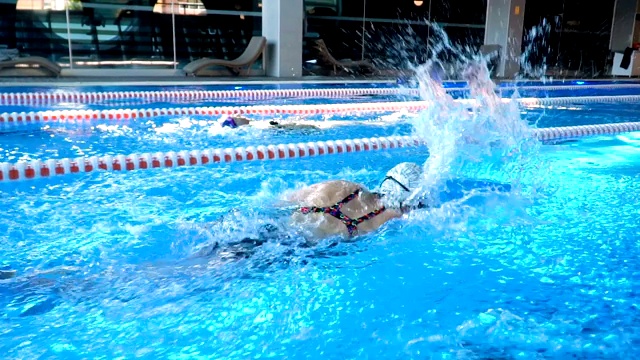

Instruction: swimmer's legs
[194,223,285,261]
[0,270,16,280]
[193,222,354,266]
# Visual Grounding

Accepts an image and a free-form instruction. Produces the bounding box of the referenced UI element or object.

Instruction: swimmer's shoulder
[286,180,361,203]
[311,180,361,192]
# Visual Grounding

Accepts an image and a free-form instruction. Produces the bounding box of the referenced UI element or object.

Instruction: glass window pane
[3,0,264,71]
[174,12,262,69]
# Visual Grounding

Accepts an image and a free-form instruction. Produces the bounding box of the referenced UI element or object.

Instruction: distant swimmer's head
[219,116,238,128]
[219,116,251,128]
[378,162,424,209]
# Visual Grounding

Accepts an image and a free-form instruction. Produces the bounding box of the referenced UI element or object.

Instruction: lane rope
[1,83,640,105]
[0,88,416,105]
[1,122,639,182]
[2,95,640,124]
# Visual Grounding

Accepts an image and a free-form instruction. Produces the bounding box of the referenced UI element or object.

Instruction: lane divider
[534,122,640,141]
[0,100,443,123]
[518,95,640,106]
[0,88,416,105]
[0,136,419,182]
[2,95,640,124]
[1,122,639,182]
[498,83,640,92]
[1,83,640,105]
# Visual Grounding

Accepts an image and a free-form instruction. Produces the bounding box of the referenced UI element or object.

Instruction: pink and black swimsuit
[299,189,386,236]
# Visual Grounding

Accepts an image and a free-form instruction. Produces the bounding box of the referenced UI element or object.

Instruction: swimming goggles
[379,176,429,210]
[379,176,411,193]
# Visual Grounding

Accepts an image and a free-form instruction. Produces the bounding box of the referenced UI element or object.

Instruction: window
[16,0,82,11]
[153,0,206,16]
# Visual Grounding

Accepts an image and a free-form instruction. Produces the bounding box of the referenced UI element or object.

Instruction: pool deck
[0,75,640,87]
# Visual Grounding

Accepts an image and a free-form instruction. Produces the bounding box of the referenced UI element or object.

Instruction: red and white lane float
[1,95,640,123]
[1,122,640,182]
[0,101,430,123]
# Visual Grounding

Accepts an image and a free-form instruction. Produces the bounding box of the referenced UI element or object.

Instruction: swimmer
[199,161,511,260]
[218,115,320,131]
[193,162,426,259]
[2,163,510,287]
[281,161,510,241]
[285,162,427,241]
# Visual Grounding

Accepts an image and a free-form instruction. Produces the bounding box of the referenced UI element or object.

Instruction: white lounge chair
[183,36,266,76]
[0,56,62,77]
[314,39,377,75]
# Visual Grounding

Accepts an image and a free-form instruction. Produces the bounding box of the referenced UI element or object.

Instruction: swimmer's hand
[0,270,16,280]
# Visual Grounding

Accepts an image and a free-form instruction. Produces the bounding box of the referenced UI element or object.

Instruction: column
[483,0,526,78]
[609,0,638,52]
[262,0,304,77]
[610,0,640,76]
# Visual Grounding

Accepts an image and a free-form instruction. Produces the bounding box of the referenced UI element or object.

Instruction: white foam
[409,62,541,202]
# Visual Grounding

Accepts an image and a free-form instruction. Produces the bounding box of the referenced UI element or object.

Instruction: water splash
[520,18,552,81]
[408,59,545,214]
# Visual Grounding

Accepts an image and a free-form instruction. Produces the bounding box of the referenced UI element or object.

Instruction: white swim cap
[378,162,423,208]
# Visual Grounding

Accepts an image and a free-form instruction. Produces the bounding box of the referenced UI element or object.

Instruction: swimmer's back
[286,180,400,240]
[286,180,359,205]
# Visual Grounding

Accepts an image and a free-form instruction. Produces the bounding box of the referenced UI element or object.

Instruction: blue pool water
[1,82,640,359]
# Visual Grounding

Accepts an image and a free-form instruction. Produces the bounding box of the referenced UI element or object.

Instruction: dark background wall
[0,0,619,76]
[522,0,616,76]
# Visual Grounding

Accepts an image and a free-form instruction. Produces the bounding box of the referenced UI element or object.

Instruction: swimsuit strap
[351,207,387,225]
[338,206,387,236]
[299,188,362,215]
[335,188,362,207]
[299,188,384,236]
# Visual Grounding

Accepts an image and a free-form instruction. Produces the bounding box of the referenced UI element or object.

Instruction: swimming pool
[1,79,640,359]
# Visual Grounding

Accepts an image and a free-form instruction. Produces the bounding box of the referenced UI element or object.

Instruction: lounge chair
[0,56,62,77]
[314,39,377,75]
[183,36,266,77]
[480,44,501,58]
